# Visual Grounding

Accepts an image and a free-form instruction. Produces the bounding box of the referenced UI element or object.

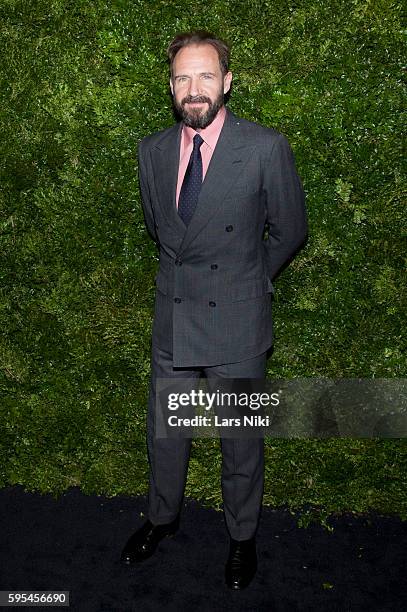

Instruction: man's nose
[188,77,202,97]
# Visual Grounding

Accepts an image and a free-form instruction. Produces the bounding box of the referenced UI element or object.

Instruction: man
[121,31,307,590]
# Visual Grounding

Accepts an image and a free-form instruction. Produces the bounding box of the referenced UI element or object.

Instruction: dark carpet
[0,486,405,611]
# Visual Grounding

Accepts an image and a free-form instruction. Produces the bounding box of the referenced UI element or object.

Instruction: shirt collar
[182,105,227,150]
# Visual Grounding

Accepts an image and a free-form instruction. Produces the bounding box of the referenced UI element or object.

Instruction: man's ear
[169,78,174,95]
[223,71,233,95]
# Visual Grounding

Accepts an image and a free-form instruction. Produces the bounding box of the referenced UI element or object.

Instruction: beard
[174,91,224,129]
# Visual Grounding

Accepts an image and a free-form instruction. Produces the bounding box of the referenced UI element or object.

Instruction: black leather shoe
[225,537,257,590]
[120,517,179,564]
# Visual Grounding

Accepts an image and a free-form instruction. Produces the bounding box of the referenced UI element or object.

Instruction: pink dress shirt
[176,105,227,207]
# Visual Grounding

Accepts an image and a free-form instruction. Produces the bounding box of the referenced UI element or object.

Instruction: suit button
[209,301,216,307]
[174,297,181,303]
[210,264,218,270]
[225,225,233,232]
[175,259,182,266]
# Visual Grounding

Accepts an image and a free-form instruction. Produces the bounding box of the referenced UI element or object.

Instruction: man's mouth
[182,96,211,108]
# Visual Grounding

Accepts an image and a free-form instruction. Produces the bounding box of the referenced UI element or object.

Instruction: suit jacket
[138,108,307,367]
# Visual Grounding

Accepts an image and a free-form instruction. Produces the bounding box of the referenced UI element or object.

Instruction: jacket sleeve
[262,133,307,281]
[138,139,158,243]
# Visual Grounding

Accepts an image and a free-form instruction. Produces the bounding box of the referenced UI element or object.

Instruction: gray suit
[138,108,307,539]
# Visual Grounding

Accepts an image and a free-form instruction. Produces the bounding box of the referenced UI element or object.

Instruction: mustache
[181,95,212,105]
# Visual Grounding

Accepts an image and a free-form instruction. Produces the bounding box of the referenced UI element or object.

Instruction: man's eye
[202,74,213,80]
[177,77,187,83]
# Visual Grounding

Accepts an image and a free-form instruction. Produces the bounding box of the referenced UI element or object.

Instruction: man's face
[170,43,232,129]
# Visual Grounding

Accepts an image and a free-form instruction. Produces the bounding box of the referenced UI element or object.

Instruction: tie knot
[193,133,204,149]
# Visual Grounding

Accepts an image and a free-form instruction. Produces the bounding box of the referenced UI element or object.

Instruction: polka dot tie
[178,133,204,226]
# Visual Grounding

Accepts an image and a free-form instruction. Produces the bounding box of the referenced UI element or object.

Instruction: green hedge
[0,0,405,525]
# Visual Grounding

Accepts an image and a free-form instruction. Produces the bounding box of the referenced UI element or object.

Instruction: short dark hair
[167,30,230,77]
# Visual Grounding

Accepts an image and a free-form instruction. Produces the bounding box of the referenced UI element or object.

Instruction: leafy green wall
[0,0,405,523]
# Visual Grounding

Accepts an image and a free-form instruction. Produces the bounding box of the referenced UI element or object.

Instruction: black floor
[0,486,406,611]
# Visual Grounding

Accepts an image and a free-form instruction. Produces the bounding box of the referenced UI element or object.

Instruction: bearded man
[121,30,307,590]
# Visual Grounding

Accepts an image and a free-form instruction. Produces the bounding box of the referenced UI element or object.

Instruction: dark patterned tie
[178,133,204,226]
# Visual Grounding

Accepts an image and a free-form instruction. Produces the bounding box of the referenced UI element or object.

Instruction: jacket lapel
[150,121,186,233]
[178,110,254,254]
[150,109,254,246]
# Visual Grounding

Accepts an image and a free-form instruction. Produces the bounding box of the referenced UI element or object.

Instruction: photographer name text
[167,414,271,427]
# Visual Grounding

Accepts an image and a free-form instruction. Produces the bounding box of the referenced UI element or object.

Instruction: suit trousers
[146,344,267,540]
